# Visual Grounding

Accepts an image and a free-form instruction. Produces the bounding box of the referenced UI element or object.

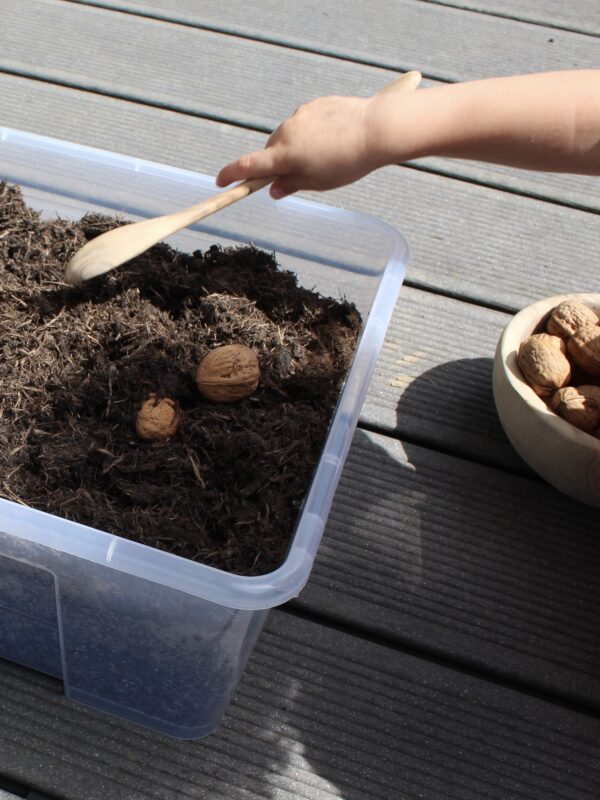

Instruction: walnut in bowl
[493,294,600,507]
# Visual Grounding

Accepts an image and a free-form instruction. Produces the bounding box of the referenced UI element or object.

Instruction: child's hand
[218,71,600,200]
[216,96,383,199]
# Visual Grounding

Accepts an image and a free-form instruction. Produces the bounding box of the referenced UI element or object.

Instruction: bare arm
[217,70,600,198]
[372,71,600,172]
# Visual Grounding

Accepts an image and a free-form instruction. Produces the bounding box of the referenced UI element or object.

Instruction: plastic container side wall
[0,529,268,737]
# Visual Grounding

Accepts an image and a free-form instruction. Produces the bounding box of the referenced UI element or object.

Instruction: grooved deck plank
[297,429,600,708]
[415,157,600,213]
[422,0,600,36]
[0,612,599,799]
[0,74,598,314]
[334,168,600,312]
[66,0,598,79]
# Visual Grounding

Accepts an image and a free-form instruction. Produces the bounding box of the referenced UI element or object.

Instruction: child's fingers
[216,150,278,187]
[270,176,301,200]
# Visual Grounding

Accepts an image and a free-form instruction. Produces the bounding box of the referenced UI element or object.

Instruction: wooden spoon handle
[377,70,422,95]
[168,175,274,230]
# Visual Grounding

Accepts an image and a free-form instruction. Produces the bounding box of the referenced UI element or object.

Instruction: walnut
[135,395,180,442]
[517,333,571,396]
[546,300,599,339]
[550,386,600,434]
[578,385,600,405]
[195,344,260,402]
[568,324,600,377]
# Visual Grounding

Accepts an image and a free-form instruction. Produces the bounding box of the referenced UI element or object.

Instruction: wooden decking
[0,1,599,798]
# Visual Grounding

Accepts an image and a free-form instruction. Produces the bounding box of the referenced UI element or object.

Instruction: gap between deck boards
[356,419,535,480]
[280,603,600,722]
[417,0,600,38]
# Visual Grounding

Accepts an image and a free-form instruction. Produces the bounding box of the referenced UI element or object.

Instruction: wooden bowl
[493,293,600,506]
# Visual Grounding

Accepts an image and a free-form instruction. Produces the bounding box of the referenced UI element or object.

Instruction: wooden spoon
[64,70,422,284]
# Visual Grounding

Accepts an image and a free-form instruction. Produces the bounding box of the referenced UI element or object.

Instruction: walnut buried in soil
[136,395,180,442]
[195,344,260,402]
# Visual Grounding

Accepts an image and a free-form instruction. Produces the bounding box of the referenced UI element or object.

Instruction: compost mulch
[0,182,361,575]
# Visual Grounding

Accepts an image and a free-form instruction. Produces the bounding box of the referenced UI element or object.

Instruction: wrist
[365,91,433,167]
[366,85,474,167]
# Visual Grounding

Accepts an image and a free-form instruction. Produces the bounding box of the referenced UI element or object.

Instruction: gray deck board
[298,429,600,708]
[0,73,598,314]
[0,0,413,129]
[415,157,600,213]
[0,612,599,800]
[424,0,600,36]
[66,0,598,80]
[298,169,600,313]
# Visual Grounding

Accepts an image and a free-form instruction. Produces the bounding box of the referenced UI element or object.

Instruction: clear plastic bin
[0,127,409,738]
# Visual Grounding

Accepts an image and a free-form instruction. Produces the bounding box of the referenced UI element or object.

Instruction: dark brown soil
[0,182,361,575]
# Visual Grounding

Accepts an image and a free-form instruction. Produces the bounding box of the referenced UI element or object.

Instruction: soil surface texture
[0,182,361,575]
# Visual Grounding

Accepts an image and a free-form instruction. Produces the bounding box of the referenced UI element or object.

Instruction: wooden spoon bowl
[493,293,600,506]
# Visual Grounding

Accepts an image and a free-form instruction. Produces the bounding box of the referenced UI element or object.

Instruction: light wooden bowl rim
[498,292,600,453]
